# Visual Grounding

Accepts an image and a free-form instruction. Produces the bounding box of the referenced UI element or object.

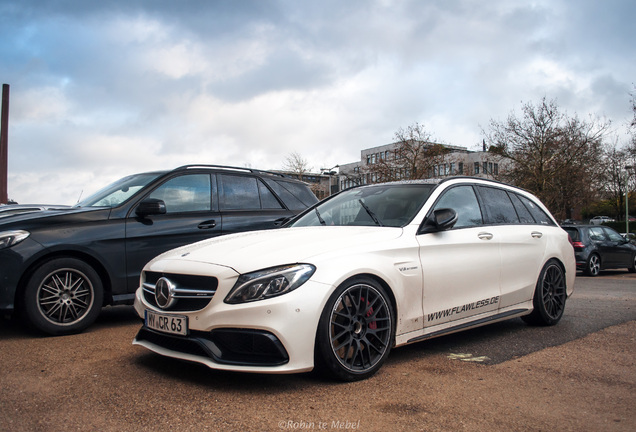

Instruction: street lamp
[320,165,340,197]
[626,165,634,234]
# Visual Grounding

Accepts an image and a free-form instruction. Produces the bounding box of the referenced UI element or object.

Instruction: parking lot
[1,272,635,432]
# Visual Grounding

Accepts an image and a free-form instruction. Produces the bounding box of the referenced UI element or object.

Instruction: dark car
[0,165,318,335]
[562,225,636,276]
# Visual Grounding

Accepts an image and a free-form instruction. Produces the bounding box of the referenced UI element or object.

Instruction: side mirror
[419,208,458,234]
[136,198,167,217]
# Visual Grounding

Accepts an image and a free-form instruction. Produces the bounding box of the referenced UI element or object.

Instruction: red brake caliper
[362,297,377,330]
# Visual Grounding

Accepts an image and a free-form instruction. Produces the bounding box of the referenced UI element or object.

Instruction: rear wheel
[522,260,567,326]
[628,254,636,273]
[315,277,394,381]
[22,258,103,335]
[584,253,601,276]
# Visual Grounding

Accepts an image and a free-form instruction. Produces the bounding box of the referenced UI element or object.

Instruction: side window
[476,186,519,224]
[219,175,260,210]
[588,226,607,241]
[433,185,483,228]
[219,175,283,210]
[516,194,555,226]
[262,178,318,210]
[603,227,624,242]
[509,192,535,223]
[258,181,284,209]
[148,174,211,213]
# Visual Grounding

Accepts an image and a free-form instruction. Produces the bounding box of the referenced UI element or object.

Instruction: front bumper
[0,238,46,311]
[135,327,290,366]
[132,275,332,374]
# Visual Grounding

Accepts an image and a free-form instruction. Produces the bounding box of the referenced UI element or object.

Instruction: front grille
[135,327,289,366]
[143,271,217,311]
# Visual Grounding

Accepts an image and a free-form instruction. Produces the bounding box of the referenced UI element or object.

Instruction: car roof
[173,164,298,181]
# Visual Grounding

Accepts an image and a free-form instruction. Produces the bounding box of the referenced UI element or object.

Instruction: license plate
[145,310,188,336]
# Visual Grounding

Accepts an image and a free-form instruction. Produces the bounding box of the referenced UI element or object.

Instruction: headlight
[0,230,30,250]
[224,264,316,304]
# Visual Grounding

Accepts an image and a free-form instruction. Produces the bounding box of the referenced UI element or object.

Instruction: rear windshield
[563,227,580,242]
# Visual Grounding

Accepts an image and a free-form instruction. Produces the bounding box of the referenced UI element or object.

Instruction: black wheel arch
[15,250,114,310]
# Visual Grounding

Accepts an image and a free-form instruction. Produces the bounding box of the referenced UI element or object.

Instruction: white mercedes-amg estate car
[133,177,575,381]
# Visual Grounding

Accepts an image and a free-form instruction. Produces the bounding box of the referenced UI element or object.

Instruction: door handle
[531,231,543,239]
[198,220,217,229]
[478,232,493,240]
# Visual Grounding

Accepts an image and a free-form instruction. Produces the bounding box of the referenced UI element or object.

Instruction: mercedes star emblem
[155,277,177,309]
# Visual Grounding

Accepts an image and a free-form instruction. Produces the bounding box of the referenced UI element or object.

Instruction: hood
[0,206,110,229]
[153,226,405,274]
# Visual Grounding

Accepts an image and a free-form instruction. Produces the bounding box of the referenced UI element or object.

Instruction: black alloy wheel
[522,260,567,326]
[315,277,394,381]
[22,257,104,335]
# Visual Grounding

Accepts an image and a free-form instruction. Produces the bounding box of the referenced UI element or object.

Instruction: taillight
[571,241,585,249]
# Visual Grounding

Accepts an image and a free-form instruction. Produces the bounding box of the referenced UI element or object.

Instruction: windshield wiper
[358,199,383,226]
[315,208,327,226]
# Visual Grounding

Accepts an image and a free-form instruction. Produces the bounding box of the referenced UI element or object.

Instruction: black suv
[0,165,318,335]
[562,225,636,276]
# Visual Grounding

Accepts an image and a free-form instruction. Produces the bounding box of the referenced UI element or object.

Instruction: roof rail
[172,165,290,178]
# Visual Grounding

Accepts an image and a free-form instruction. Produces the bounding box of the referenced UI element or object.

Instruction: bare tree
[631,85,636,128]
[365,122,450,182]
[629,85,636,155]
[485,97,610,220]
[601,139,631,220]
[282,152,311,176]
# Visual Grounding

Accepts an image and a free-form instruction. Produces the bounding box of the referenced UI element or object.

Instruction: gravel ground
[1,311,634,432]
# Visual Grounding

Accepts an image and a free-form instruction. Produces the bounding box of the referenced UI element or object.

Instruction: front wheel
[522,260,567,326]
[315,277,394,381]
[22,258,104,335]
[627,254,636,273]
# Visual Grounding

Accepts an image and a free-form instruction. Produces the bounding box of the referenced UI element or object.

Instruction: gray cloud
[1,0,634,203]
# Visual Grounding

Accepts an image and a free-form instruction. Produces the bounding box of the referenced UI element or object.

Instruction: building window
[494,163,499,175]
[474,162,480,174]
[458,162,464,175]
[483,161,488,174]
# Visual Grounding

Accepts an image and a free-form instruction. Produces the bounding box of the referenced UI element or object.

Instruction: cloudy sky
[1,0,635,204]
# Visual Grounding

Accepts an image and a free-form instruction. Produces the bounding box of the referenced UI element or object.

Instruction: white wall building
[337,141,507,191]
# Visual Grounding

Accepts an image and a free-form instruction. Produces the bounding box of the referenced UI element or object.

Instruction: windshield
[290,183,435,228]
[75,172,164,208]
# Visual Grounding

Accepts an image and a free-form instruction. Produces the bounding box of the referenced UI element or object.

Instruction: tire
[584,253,601,276]
[628,254,636,273]
[315,277,394,381]
[22,258,103,336]
[522,260,567,326]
